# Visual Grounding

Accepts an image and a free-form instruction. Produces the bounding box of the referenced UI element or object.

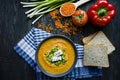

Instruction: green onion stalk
[21,0,75,24]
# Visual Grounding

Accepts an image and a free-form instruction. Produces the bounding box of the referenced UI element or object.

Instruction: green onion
[20,0,75,24]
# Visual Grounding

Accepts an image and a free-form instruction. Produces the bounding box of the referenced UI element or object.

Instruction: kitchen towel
[14,27,102,80]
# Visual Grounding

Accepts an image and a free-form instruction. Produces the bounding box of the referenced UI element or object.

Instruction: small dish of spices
[60,2,76,17]
[60,0,90,17]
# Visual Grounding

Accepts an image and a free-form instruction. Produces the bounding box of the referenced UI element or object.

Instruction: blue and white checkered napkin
[14,27,102,80]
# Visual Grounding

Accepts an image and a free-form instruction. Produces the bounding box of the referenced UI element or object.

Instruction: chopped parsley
[46,47,67,66]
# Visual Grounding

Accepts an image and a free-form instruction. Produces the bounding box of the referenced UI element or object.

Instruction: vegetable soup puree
[38,37,75,74]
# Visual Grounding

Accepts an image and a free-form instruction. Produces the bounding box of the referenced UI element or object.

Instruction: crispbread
[87,31,115,54]
[82,32,97,44]
[83,45,109,67]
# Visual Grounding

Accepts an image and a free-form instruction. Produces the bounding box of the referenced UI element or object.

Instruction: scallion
[21,0,75,24]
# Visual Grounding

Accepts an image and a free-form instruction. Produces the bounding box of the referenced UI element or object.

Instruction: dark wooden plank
[0,0,36,80]
[0,0,120,80]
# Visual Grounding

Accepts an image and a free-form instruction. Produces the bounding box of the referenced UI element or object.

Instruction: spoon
[60,0,90,17]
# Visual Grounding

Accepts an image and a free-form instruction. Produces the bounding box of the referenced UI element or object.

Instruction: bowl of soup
[35,35,77,77]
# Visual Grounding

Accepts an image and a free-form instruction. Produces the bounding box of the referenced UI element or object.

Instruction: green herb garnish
[46,47,67,66]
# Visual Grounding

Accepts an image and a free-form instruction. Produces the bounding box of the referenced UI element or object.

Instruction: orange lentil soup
[38,37,75,74]
[61,2,75,16]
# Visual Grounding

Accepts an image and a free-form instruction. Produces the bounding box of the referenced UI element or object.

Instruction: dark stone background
[0,0,120,80]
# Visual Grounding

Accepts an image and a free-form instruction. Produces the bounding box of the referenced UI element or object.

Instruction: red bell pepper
[87,0,116,27]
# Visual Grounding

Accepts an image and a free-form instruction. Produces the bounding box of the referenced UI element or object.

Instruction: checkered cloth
[14,27,102,80]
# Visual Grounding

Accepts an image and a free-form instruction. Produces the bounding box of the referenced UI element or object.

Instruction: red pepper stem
[98,8,108,17]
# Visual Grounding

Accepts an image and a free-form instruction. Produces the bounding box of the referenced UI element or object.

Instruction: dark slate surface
[0,0,120,80]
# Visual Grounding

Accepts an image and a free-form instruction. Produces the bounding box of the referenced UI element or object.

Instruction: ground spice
[38,9,78,35]
[60,2,75,16]
[38,23,53,33]
[50,9,60,19]
[37,23,44,30]
[50,9,78,34]
[55,19,64,29]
